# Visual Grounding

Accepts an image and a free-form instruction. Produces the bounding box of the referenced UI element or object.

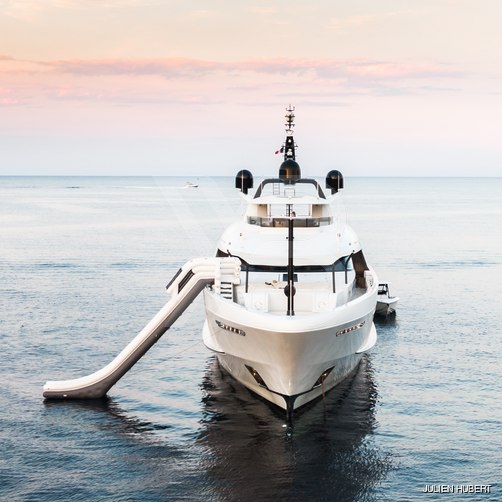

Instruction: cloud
[39,56,460,82]
[43,57,220,77]
[327,9,419,31]
[329,14,374,29]
[0,84,20,105]
[0,54,466,108]
[0,0,160,14]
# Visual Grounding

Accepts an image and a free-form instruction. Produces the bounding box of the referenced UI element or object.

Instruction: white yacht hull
[202,287,377,412]
[375,298,398,316]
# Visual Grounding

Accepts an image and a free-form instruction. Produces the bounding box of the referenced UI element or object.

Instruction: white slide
[43,257,241,399]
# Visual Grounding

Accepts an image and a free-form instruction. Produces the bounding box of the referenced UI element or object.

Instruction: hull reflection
[197,355,393,501]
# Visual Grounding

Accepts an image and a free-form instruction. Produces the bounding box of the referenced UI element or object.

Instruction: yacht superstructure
[202,106,378,417]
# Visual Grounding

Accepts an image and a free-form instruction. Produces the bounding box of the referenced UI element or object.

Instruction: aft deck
[233,277,365,315]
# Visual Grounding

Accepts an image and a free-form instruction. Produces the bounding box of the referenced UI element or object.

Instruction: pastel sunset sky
[1,0,501,176]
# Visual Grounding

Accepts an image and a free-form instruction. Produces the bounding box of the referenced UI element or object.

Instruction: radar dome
[325,170,344,194]
[235,169,254,194]
[279,159,301,184]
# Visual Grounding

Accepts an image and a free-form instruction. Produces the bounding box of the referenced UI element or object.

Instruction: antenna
[284,105,295,133]
[283,105,297,160]
[278,105,301,182]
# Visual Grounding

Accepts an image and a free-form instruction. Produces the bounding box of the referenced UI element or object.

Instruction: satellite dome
[325,170,344,194]
[279,159,301,184]
[235,169,254,194]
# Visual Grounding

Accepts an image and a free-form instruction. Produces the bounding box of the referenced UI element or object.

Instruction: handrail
[253,178,327,199]
[247,216,332,227]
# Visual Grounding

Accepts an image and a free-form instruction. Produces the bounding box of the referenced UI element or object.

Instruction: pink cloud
[0,85,20,106]
[42,57,221,77]
[37,56,459,82]
[0,54,464,108]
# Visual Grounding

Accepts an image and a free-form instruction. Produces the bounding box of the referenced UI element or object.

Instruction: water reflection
[374,311,398,327]
[43,396,168,437]
[42,356,392,501]
[197,355,393,501]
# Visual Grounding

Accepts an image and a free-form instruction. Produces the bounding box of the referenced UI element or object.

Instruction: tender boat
[184,181,199,188]
[375,282,399,316]
[42,106,379,422]
[202,106,379,418]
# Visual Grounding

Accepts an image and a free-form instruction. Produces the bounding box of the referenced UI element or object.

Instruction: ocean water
[0,176,500,501]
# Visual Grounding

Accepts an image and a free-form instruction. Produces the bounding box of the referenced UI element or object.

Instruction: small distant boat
[184,181,199,188]
[375,283,399,316]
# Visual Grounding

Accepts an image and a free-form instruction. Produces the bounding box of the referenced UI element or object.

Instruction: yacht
[184,181,199,188]
[202,106,378,418]
[43,106,378,421]
[376,282,399,316]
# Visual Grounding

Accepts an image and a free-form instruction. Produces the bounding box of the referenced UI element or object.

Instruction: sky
[1,0,501,177]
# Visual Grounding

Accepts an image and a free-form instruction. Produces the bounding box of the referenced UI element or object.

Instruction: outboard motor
[235,169,253,194]
[325,170,344,194]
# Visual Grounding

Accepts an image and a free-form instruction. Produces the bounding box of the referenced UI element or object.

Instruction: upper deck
[242,176,336,228]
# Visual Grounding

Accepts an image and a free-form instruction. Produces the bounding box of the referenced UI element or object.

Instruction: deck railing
[247,216,332,227]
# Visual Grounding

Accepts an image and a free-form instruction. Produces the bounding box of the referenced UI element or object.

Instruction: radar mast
[283,105,296,161]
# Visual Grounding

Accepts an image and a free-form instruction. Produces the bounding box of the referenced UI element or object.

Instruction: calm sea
[0,176,500,501]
